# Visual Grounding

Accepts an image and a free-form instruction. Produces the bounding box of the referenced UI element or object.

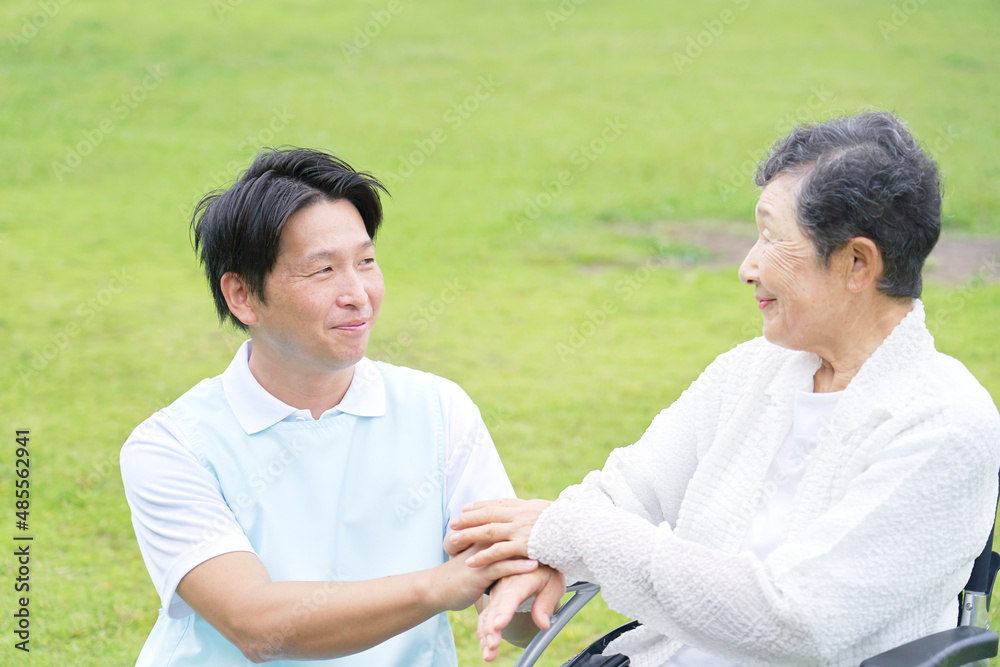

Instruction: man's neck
[247,344,357,420]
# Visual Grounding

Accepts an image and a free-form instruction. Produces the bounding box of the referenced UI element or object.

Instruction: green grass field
[2,1,999,664]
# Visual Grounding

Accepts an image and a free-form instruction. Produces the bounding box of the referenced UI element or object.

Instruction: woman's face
[738,173,847,353]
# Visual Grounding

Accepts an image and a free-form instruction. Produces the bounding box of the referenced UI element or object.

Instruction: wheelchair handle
[513,581,601,667]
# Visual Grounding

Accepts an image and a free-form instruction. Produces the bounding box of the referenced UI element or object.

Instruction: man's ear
[220,272,259,326]
[842,237,883,293]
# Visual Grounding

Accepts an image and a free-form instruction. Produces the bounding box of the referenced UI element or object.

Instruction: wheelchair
[513,500,1000,666]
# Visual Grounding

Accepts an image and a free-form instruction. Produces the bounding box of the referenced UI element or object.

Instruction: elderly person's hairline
[752,111,941,300]
[758,165,847,270]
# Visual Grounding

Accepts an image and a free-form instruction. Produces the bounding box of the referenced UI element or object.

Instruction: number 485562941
[15,430,29,530]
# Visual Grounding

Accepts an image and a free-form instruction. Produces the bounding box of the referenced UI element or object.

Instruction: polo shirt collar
[221,340,386,435]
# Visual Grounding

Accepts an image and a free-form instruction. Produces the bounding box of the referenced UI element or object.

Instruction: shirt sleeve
[120,411,257,619]
[435,376,517,526]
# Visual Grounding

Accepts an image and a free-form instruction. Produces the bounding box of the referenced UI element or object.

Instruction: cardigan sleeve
[548,340,747,541]
[528,394,1000,664]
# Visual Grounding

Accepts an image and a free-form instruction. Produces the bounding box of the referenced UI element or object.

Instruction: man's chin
[324,345,368,371]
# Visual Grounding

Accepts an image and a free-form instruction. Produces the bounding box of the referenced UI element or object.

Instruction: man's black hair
[192,147,388,330]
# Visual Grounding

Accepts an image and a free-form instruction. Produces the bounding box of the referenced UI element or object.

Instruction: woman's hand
[479,566,566,662]
[446,498,553,567]
[434,544,539,613]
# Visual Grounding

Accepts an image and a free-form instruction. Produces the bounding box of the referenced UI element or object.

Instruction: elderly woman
[447,111,1000,666]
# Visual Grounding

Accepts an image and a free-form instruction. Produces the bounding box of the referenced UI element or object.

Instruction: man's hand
[479,566,566,662]
[433,543,540,613]
[446,498,552,567]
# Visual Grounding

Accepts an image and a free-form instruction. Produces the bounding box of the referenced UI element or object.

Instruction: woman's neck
[812,297,913,393]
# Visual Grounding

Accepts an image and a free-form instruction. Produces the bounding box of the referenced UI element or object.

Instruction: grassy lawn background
[1,1,998,664]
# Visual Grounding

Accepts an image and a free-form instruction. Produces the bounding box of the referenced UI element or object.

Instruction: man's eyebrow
[300,240,375,264]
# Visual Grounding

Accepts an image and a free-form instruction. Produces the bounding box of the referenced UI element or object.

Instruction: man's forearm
[241,571,442,661]
[177,552,451,662]
[177,547,539,662]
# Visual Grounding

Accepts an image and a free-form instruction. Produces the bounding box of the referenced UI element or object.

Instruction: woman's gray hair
[755,111,941,298]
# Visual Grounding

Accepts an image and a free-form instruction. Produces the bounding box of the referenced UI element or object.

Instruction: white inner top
[664,388,842,666]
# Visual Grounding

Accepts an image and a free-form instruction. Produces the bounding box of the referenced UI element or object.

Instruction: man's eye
[360,257,376,266]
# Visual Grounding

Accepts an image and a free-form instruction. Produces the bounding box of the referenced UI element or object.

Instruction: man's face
[248,199,384,372]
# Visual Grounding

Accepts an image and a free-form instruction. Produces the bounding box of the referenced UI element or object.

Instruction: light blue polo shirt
[134,353,461,665]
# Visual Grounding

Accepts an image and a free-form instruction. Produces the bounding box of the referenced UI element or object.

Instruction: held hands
[478,566,566,662]
[445,498,558,660]
[446,498,553,567]
[437,543,538,613]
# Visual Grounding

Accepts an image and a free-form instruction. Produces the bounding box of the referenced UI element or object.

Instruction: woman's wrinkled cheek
[763,242,812,290]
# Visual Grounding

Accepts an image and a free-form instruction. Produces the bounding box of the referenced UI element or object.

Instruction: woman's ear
[843,237,883,293]
[220,272,259,326]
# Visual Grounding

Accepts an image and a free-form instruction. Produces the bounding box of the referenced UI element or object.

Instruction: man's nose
[336,270,368,307]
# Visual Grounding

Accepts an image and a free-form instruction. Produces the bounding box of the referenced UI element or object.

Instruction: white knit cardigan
[528,301,1000,667]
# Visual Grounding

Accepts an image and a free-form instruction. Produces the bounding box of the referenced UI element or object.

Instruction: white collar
[220,340,386,435]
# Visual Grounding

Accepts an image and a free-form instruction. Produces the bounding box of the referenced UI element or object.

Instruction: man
[120,148,550,665]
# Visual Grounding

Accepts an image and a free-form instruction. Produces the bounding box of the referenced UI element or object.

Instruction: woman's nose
[738,240,760,285]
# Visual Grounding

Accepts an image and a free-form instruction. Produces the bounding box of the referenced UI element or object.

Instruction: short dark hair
[192,147,388,330]
[755,111,941,298]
